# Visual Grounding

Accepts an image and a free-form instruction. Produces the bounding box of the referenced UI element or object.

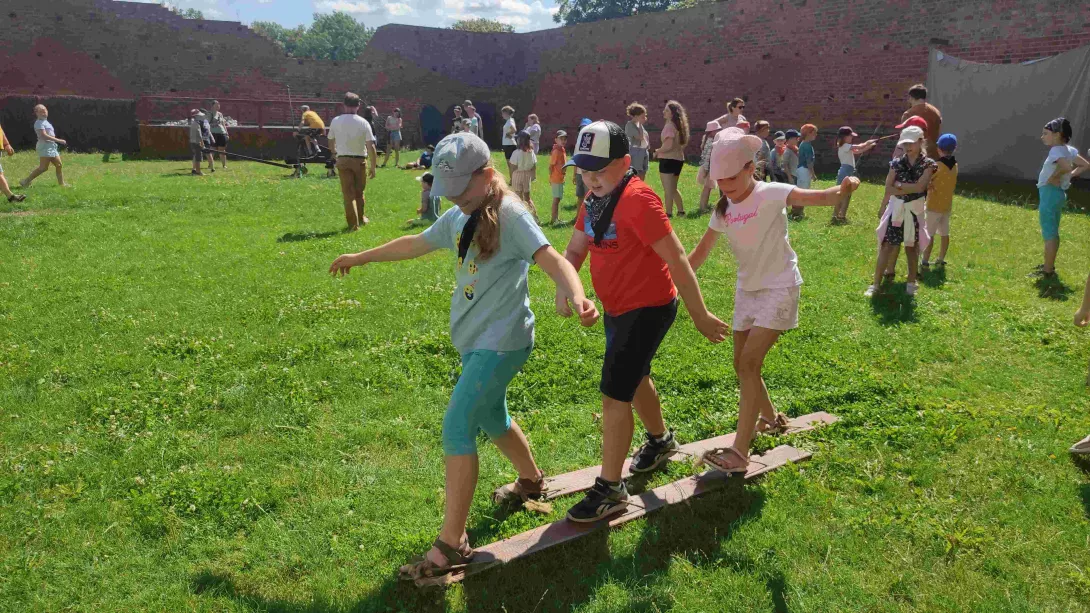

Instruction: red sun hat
[895,115,929,130]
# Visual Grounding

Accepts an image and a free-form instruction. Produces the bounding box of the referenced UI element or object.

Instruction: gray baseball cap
[430,132,491,198]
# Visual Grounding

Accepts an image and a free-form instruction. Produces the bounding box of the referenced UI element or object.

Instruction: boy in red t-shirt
[559,121,728,523]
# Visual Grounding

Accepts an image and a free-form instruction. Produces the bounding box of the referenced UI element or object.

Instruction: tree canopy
[554,0,711,26]
[451,18,515,33]
[252,12,375,61]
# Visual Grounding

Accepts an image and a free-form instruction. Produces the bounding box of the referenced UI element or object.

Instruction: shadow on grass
[920,265,947,289]
[189,484,777,613]
[1034,274,1074,301]
[956,177,1090,215]
[277,230,344,243]
[159,171,201,177]
[869,285,918,325]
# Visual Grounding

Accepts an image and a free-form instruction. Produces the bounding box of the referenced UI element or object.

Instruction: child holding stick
[832,126,877,223]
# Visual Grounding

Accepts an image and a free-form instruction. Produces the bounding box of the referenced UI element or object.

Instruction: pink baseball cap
[710,127,763,181]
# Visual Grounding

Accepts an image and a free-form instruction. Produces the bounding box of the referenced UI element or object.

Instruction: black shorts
[211,133,228,148]
[659,159,684,176]
[601,299,678,402]
[503,145,517,160]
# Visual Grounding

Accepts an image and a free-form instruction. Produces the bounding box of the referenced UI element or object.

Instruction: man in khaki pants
[328,92,377,229]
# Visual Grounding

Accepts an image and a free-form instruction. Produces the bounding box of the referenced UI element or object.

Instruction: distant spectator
[549,129,568,224]
[625,103,651,180]
[328,92,378,230]
[901,84,942,156]
[501,105,518,177]
[403,144,435,170]
[752,120,771,181]
[299,105,326,158]
[415,172,442,222]
[0,121,26,202]
[525,114,542,152]
[209,100,228,170]
[187,108,206,176]
[198,109,215,172]
[451,105,464,133]
[714,98,747,129]
[464,101,483,139]
[574,117,592,203]
[653,100,689,217]
[382,108,403,168]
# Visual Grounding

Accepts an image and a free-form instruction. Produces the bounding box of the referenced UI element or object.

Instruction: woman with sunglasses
[715,98,748,130]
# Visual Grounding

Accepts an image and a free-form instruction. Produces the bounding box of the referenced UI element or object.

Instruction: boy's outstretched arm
[652,232,727,344]
[535,245,599,327]
[329,234,436,276]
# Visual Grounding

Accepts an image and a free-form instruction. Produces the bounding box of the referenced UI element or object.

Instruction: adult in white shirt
[687,127,859,474]
[328,92,378,230]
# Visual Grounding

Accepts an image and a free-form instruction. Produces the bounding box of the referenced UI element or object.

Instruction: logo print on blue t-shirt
[578,132,595,152]
[583,213,617,240]
[463,284,475,301]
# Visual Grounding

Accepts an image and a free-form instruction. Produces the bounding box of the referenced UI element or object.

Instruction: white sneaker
[863,285,878,297]
[906,282,918,296]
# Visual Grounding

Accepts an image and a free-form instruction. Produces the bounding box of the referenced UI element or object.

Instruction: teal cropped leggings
[442,346,532,456]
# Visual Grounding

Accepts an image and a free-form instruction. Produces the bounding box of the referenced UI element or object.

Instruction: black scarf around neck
[458,209,482,263]
[585,169,636,246]
[939,155,956,170]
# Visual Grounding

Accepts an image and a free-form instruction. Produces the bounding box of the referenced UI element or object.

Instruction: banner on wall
[926,46,1090,181]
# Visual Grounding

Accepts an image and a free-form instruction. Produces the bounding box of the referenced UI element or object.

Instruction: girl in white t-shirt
[832,126,877,223]
[509,131,537,212]
[688,127,860,474]
[1035,118,1090,277]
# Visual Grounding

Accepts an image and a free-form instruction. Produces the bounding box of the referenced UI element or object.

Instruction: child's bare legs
[21,158,52,187]
[550,197,560,224]
[732,328,782,456]
[430,453,477,564]
[885,246,900,276]
[599,376,667,482]
[873,243,896,287]
[206,152,215,171]
[835,190,852,220]
[1044,238,1059,273]
[698,184,713,214]
[905,246,919,283]
[491,420,541,481]
[661,173,683,215]
[936,236,950,262]
[217,148,227,168]
[0,174,14,198]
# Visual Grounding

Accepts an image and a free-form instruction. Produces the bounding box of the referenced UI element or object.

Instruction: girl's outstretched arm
[687,228,720,273]
[535,245,599,327]
[786,176,861,209]
[329,234,436,276]
[1069,154,1090,180]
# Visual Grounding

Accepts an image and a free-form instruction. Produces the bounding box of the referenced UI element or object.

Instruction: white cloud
[317,0,382,13]
[385,2,414,15]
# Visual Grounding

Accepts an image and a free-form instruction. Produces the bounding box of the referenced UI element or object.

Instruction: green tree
[252,12,374,61]
[451,18,515,33]
[179,8,204,19]
[554,0,674,26]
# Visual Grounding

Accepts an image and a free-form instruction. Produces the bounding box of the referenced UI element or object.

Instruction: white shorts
[925,210,950,237]
[551,182,564,199]
[733,286,800,332]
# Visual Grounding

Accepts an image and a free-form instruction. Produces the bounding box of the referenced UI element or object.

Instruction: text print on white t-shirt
[709,182,802,292]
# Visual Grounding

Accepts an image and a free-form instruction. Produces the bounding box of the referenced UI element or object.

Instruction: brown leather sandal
[513,470,548,501]
[697,446,749,475]
[756,412,791,435]
[398,536,475,582]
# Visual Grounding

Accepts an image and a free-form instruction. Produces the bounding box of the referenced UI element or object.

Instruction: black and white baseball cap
[564,120,629,171]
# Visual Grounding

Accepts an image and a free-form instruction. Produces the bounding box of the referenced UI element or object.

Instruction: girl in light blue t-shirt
[1035,118,1090,278]
[328,133,598,584]
[20,104,69,188]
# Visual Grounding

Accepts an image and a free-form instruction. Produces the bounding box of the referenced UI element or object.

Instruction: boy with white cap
[330,132,598,581]
[868,125,937,297]
[687,127,859,473]
[559,120,728,523]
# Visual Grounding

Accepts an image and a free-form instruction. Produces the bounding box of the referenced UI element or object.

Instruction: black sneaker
[630,430,680,474]
[566,477,628,523]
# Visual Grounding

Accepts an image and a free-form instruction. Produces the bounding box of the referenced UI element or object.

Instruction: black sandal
[7,194,26,203]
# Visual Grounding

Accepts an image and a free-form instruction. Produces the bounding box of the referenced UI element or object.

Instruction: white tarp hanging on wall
[926,46,1090,181]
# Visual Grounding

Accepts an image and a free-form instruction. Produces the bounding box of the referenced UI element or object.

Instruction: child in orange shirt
[549,130,568,225]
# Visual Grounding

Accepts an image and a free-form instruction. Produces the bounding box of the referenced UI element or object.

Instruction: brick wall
[5,0,1090,170]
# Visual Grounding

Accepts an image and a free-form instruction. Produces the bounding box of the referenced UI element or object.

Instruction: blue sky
[135,0,560,32]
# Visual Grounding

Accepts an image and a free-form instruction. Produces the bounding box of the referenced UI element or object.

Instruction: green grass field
[2,151,1090,612]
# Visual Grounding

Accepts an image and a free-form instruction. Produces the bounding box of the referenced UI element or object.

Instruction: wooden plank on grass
[419,445,812,586]
[493,411,837,503]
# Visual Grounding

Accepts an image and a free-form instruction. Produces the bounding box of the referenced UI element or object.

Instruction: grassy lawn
[2,151,1089,612]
